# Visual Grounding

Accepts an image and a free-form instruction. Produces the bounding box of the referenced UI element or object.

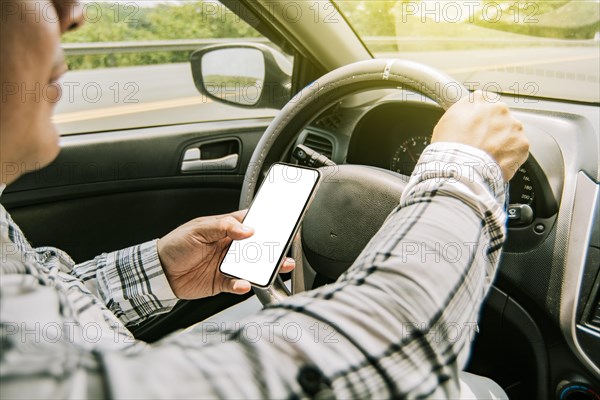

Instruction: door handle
[181,153,239,172]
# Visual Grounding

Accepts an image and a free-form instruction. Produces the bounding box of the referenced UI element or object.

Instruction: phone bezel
[218,162,322,288]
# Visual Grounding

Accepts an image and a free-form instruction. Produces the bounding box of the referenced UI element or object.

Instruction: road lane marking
[52,95,212,124]
[446,54,599,74]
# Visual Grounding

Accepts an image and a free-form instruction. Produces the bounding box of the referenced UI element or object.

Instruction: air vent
[304,133,334,159]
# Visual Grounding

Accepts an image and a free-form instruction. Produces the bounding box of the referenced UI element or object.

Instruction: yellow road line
[446,54,599,74]
[52,95,211,124]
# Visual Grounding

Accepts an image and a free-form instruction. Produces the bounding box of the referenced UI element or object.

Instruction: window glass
[336,0,599,103]
[55,1,293,135]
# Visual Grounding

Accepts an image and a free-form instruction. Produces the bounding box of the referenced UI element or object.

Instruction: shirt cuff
[98,240,178,326]
[401,142,507,212]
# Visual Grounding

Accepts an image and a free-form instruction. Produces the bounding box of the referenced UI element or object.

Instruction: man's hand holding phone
[157,210,296,299]
[219,164,320,288]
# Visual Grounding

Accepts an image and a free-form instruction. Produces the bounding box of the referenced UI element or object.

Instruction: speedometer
[509,165,535,205]
[390,136,430,175]
[390,136,535,207]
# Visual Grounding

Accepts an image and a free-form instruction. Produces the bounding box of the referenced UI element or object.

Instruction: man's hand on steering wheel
[432,90,529,182]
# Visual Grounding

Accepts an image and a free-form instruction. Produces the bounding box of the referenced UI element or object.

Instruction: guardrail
[62,38,271,56]
[62,36,597,56]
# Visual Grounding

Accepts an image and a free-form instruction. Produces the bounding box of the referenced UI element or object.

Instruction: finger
[227,218,255,241]
[470,89,485,104]
[280,257,296,273]
[198,215,254,242]
[213,210,252,240]
[223,278,252,295]
[224,210,253,240]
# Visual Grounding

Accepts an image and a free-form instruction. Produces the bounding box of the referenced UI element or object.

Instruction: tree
[62,1,261,70]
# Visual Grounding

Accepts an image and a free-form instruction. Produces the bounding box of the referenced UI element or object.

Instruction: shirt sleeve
[71,240,179,326]
[1,142,508,399]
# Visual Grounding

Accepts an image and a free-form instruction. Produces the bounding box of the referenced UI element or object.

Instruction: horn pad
[302,165,408,280]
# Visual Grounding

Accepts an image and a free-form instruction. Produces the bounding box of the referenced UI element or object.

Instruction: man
[0,0,529,398]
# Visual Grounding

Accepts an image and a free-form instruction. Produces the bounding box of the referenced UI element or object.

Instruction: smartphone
[219,163,321,288]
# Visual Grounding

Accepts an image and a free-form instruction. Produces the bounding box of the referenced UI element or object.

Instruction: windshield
[335,1,600,103]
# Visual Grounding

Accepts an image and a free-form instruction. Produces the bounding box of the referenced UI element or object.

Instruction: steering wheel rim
[239,58,468,305]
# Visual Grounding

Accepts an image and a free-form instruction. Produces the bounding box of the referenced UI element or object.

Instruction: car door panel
[3,119,268,258]
[7,188,240,263]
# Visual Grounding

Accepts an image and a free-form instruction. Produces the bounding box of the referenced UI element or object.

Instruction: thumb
[227,221,255,241]
[198,215,254,242]
[223,210,254,240]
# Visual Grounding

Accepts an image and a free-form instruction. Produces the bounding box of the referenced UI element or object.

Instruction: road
[393,46,599,103]
[52,46,598,135]
[53,63,276,134]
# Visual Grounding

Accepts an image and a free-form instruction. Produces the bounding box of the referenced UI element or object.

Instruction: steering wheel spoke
[291,228,307,294]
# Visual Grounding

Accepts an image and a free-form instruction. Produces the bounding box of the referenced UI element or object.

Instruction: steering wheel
[240,59,468,305]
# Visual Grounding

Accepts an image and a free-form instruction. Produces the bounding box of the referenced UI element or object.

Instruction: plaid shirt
[0,142,506,399]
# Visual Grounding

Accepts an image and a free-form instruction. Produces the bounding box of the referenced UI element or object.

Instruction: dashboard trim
[561,172,600,377]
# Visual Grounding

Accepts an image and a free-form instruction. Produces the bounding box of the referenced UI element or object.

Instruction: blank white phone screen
[220,164,320,287]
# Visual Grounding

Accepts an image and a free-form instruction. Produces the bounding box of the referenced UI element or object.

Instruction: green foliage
[336,0,599,53]
[473,1,600,39]
[63,1,260,70]
[64,0,599,69]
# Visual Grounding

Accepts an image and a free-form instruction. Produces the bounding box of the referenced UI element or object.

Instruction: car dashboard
[292,90,600,397]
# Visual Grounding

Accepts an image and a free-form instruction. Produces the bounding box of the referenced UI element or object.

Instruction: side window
[56,1,293,135]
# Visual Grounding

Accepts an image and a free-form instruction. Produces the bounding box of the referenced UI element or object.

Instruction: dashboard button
[508,204,534,225]
[534,223,545,234]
